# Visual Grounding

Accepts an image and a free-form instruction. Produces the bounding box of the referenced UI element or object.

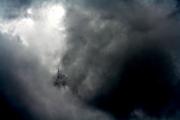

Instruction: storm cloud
[61,0,180,119]
[1,0,180,120]
[0,0,114,120]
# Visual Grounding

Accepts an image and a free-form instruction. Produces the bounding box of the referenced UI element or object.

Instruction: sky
[1,0,180,120]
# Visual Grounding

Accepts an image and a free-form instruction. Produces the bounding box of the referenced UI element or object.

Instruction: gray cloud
[0,14,113,120]
[1,0,180,120]
[0,32,41,119]
[61,0,180,119]
[0,0,32,19]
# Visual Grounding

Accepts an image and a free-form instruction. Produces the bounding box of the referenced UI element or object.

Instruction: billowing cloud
[61,0,180,119]
[1,0,180,120]
[0,0,114,120]
[0,1,68,74]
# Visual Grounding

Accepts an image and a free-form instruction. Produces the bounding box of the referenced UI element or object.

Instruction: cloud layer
[1,0,180,120]
[61,0,180,119]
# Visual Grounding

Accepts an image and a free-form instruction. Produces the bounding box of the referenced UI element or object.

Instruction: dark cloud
[0,0,32,19]
[0,1,115,120]
[0,33,40,120]
[90,45,177,119]
[1,0,180,120]
[61,0,180,119]
[0,32,113,120]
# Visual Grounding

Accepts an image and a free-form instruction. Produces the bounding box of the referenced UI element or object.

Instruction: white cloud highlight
[0,3,67,74]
